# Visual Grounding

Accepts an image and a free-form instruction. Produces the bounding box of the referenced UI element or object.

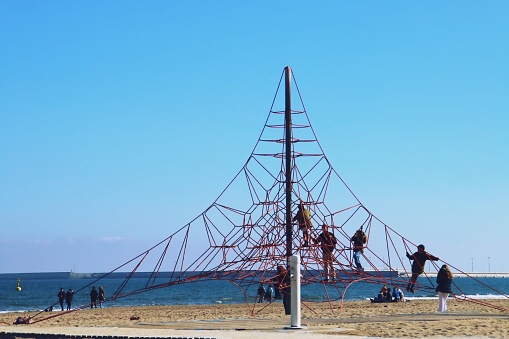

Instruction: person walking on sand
[256,283,265,303]
[98,286,106,308]
[406,244,440,293]
[57,288,66,311]
[65,289,73,310]
[436,264,453,312]
[90,286,99,308]
[293,202,312,247]
[315,224,337,281]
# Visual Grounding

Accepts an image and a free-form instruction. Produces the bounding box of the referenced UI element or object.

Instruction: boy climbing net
[406,244,440,293]
[350,227,367,271]
[293,202,312,247]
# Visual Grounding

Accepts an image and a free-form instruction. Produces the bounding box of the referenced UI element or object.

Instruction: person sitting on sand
[13,316,30,324]
[370,287,392,303]
[406,244,439,293]
[384,288,392,302]
[392,286,401,302]
[394,286,405,302]
[13,315,30,325]
[370,294,387,303]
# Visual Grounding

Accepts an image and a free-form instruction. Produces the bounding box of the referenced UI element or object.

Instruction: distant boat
[16,278,22,291]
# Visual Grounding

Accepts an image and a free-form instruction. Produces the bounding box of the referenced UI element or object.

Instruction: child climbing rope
[293,202,312,247]
[350,227,367,271]
[406,244,440,293]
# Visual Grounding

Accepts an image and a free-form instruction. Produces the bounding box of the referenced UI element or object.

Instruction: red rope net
[26,68,509,324]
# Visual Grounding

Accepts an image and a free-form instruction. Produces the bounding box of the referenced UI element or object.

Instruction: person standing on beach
[293,202,312,247]
[57,288,66,311]
[315,224,337,281]
[350,228,367,271]
[264,284,274,302]
[98,286,106,308]
[436,264,453,312]
[406,244,440,293]
[276,265,291,315]
[90,286,99,308]
[65,289,73,310]
[256,283,265,303]
[272,277,282,300]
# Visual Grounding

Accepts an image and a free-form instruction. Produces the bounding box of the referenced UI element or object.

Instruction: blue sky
[1,1,508,274]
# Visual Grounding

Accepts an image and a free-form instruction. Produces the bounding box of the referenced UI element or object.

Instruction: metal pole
[284,66,292,261]
[282,67,303,330]
[289,255,302,328]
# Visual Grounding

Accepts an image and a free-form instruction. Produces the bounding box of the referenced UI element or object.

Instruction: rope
[14,67,509,325]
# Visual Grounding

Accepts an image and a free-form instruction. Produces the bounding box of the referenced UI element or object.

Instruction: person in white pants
[436,264,453,312]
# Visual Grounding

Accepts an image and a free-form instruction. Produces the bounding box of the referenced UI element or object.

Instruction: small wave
[400,294,508,301]
[454,294,508,300]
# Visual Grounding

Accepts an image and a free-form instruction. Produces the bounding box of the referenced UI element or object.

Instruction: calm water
[1,275,508,313]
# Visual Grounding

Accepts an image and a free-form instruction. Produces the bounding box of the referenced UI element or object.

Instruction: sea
[1,273,508,313]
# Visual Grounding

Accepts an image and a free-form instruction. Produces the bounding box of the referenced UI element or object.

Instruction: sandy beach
[1,299,509,338]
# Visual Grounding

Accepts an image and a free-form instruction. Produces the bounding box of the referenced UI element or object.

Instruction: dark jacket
[350,232,367,253]
[58,290,65,301]
[90,288,99,301]
[276,266,290,290]
[316,231,337,253]
[65,290,73,304]
[436,269,453,293]
[406,251,439,274]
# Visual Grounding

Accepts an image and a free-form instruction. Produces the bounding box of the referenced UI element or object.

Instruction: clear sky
[1,1,508,274]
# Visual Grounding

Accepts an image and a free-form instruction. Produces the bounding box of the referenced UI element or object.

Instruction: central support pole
[283,66,303,329]
[284,66,293,261]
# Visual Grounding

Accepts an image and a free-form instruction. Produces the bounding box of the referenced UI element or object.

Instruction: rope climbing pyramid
[27,66,509,324]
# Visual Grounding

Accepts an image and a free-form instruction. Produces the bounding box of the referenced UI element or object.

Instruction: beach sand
[1,299,509,338]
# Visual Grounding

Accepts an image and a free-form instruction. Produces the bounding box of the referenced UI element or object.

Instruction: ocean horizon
[1,271,508,314]
[3,269,509,278]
